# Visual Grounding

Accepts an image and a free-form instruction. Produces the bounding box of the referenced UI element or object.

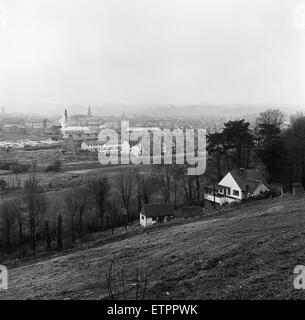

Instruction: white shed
[140,203,173,227]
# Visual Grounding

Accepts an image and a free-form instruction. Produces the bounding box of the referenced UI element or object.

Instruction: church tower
[87,105,92,117]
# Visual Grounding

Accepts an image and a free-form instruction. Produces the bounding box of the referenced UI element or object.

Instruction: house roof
[68,133,98,141]
[142,203,173,218]
[222,169,268,193]
[82,140,104,146]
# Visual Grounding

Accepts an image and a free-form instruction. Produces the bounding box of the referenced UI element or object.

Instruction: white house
[204,168,270,207]
[140,203,173,227]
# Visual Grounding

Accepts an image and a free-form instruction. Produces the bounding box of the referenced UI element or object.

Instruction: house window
[141,215,144,220]
[233,190,239,196]
[227,188,230,195]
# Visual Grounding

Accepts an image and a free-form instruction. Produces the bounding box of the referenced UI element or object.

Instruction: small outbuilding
[140,203,173,227]
[290,182,304,196]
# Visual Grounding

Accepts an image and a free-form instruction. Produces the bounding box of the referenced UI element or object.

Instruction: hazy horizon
[2,103,304,118]
[0,0,304,110]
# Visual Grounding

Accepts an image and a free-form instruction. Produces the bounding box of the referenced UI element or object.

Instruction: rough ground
[1,195,305,300]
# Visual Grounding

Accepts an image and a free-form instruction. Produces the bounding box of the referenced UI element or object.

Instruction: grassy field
[0,149,98,167]
[1,195,305,300]
[0,164,154,195]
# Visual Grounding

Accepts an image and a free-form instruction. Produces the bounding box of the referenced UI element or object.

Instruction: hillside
[1,195,305,300]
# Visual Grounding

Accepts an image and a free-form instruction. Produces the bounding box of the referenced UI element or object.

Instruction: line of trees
[0,162,204,258]
[0,174,122,257]
[207,109,305,191]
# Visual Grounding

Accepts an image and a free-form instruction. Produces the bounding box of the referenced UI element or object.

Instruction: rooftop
[142,203,173,218]
[223,168,268,192]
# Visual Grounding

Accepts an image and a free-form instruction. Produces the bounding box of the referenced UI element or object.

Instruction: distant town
[0,104,250,153]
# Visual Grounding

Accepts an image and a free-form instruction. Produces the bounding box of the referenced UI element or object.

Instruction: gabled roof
[142,203,173,218]
[228,169,268,192]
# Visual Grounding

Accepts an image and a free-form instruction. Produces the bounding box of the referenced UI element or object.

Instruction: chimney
[87,105,92,117]
[64,109,68,123]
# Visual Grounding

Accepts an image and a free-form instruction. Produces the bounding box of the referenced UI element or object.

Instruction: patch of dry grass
[1,195,305,300]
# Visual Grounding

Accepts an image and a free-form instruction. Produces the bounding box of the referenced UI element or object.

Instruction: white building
[81,141,105,152]
[59,111,91,139]
[140,203,173,227]
[204,168,270,207]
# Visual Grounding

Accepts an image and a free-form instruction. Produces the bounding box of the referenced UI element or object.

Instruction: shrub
[45,159,62,172]
[10,163,31,174]
[0,179,7,191]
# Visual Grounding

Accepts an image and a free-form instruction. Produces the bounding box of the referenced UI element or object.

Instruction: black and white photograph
[0,0,305,308]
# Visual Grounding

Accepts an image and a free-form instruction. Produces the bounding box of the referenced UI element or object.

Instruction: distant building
[2,124,17,134]
[60,109,91,139]
[65,132,98,152]
[62,126,91,137]
[1,124,26,134]
[282,182,305,196]
[24,120,45,128]
[81,140,108,152]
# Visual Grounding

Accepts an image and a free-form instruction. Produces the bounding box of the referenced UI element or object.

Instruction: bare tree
[134,168,142,213]
[255,109,285,134]
[64,185,88,242]
[114,170,137,221]
[57,215,63,250]
[88,176,111,230]
[106,199,118,235]
[23,174,48,255]
[179,174,197,204]
[0,201,17,252]
[171,165,185,209]
[12,197,24,244]
[44,220,51,250]
[134,168,158,210]
[195,175,201,203]
[153,165,172,203]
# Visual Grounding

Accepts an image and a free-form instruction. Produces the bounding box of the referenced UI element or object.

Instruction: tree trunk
[99,206,104,230]
[57,215,63,250]
[174,185,177,210]
[45,221,51,249]
[110,212,114,235]
[216,153,222,181]
[166,176,171,203]
[5,219,11,252]
[71,215,76,244]
[213,181,216,210]
[124,214,128,233]
[137,177,141,213]
[30,214,36,255]
[188,178,193,203]
[79,212,83,240]
[196,176,200,203]
[18,222,23,244]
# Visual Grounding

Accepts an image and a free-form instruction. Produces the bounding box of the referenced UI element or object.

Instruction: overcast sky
[0,0,304,109]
